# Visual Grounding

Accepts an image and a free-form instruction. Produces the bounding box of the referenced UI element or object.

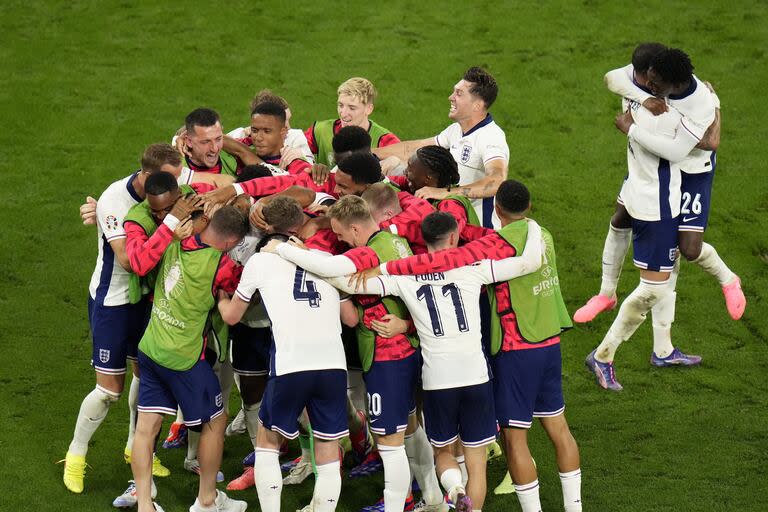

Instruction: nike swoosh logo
[682,216,699,222]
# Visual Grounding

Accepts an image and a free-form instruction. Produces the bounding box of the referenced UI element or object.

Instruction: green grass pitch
[1,1,767,510]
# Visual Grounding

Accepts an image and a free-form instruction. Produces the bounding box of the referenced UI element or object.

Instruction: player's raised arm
[273,242,358,278]
[624,114,701,162]
[604,64,655,105]
[325,274,388,296]
[431,157,506,202]
[486,220,544,282]
[372,138,435,162]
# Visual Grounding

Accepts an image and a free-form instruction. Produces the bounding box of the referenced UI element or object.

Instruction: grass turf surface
[2,1,767,510]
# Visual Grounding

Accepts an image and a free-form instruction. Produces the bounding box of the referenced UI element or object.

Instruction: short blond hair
[361,182,400,216]
[337,77,377,105]
[250,89,290,113]
[327,195,375,226]
[263,196,304,234]
[142,143,182,173]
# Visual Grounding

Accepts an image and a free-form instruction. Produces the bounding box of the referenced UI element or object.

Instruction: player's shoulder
[98,174,136,209]
[671,76,715,119]
[476,116,507,140]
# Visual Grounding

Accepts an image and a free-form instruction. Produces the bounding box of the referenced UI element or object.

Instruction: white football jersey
[89,173,144,306]
[228,225,270,328]
[178,166,194,185]
[227,127,314,163]
[621,102,682,221]
[435,115,509,229]
[374,260,505,390]
[235,252,346,376]
[668,76,717,175]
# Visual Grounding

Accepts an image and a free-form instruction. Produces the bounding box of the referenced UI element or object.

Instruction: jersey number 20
[416,283,468,337]
[293,267,321,308]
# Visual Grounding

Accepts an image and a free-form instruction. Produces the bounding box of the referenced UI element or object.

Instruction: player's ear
[365,102,374,116]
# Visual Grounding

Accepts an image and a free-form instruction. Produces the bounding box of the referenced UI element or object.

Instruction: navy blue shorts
[423,381,497,447]
[259,369,348,440]
[631,217,678,272]
[88,297,150,375]
[363,351,419,436]
[678,168,714,233]
[230,324,271,377]
[137,351,224,427]
[493,344,564,429]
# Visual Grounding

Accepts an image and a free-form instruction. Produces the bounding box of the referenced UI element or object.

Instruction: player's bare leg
[435,444,472,511]
[502,428,541,512]
[132,411,162,512]
[574,203,631,323]
[540,414,582,511]
[679,231,745,320]
[195,413,226,507]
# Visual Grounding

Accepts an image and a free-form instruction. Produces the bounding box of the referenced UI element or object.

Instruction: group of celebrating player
[62,44,745,512]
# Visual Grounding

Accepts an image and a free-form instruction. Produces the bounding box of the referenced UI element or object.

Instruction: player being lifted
[326,210,544,512]
[217,198,357,512]
[374,67,509,228]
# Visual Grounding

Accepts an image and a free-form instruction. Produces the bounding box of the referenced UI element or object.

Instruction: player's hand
[615,110,634,134]
[306,203,329,216]
[174,127,191,157]
[642,97,667,116]
[279,146,304,169]
[173,217,195,240]
[310,164,330,185]
[288,236,308,250]
[416,186,450,201]
[170,194,204,220]
[80,196,97,225]
[371,314,409,338]
[201,185,237,207]
[348,266,382,292]
[249,201,268,231]
[261,238,283,254]
[380,156,405,176]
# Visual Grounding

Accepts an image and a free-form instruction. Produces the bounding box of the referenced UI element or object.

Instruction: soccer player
[227,89,315,167]
[62,150,179,494]
[305,77,400,167]
[229,100,313,174]
[373,67,509,228]
[326,211,544,512]
[217,200,355,512]
[176,107,241,176]
[356,180,581,512]
[575,46,745,329]
[131,206,248,512]
[264,195,432,512]
[583,49,705,390]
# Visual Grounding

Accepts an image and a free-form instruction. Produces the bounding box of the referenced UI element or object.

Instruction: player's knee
[95,385,121,404]
[679,238,702,261]
[610,207,631,229]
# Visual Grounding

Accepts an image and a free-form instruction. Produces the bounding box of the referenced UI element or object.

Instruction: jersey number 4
[416,283,468,337]
[293,267,321,308]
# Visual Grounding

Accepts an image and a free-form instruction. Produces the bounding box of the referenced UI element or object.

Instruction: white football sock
[456,454,469,486]
[186,429,200,461]
[313,460,342,512]
[126,376,139,451]
[254,448,282,512]
[68,385,119,456]
[405,428,442,505]
[243,401,261,451]
[694,242,735,286]
[379,444,410,512]
[439,467,464,503]
[595,279,668,363]
[599,224,631,298]
[560,469,583,512]
[515,480,542,512]
[652,260,680,358]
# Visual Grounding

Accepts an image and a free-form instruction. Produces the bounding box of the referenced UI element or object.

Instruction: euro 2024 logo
[163,259,185,300]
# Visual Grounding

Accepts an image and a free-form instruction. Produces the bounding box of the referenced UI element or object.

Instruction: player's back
[624,102,683,221]
[239,251,345,376]
[669,76,717,175]
[385,264,492,391]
